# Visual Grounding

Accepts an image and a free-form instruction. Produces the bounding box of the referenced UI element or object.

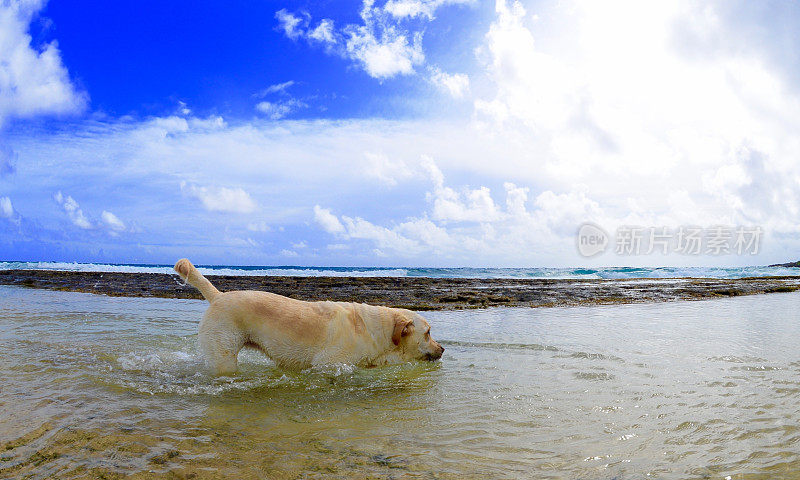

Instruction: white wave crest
[0,261,408,277]
[1,261,796,279]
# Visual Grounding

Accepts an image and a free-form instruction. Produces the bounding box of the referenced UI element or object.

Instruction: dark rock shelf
[2,269,800,310]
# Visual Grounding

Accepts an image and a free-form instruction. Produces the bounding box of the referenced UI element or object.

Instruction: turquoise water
[1,260,798,279]
[2,285,800,478]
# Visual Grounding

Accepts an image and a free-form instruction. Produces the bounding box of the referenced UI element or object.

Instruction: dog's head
[391,310,444,362]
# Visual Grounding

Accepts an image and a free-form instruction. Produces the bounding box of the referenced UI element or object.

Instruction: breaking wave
[1,261,797,279]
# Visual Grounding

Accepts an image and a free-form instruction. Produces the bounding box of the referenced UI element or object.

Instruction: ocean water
[2,285,800,478]
[1,260,798,279]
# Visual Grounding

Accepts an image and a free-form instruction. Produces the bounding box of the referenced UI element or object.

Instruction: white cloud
[313,205,345,234]
[430,184,500,223]
[247,221,271,232]
[363,151,414,186]
[189,115,227,130]
[273,0,471,79]
[101,210,126,232]
[280,248,299,257]
[255,99,305,119]
[177,101,191,116]
[340,215,420,252]
[419,156,502,223]
[54,191,92,229]
[0,0,86,126]
[470,0,800,235]
[312,156,577,261]
[254,81,306,120]
[0,195,20,227]
[429,67,470,98]
[258,80,295,96]
[396,217,451,249]
[11,38,800,271]
[6,0,800,267]
[0,196,14,218]
[419,154,444,187]
[275,9,305,40]
[343,5,425,78]
[180,182,257,213]
[383,0,473,19]
[221,235,261,248]
[532,190,603,236]
[308,19,336,44]
[503,182,528,217]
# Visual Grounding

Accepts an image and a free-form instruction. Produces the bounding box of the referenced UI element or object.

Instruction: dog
[174,259,444,375]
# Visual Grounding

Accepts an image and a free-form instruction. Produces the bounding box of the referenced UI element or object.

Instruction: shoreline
[2,269,800,310]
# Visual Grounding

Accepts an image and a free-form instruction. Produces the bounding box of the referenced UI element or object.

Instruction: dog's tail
[174,258,220,302]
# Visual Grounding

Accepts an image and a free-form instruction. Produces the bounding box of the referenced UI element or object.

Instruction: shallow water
[1,285,800,479]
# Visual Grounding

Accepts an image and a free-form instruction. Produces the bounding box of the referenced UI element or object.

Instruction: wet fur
[174,258,444,375]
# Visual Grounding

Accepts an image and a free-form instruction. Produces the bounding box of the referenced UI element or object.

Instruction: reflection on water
[1,285,800,479]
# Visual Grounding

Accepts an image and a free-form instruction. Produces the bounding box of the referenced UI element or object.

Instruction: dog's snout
[425,343,444,361]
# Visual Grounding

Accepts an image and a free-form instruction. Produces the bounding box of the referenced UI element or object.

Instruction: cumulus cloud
[313,205,345,234]
[54,191,92,229]
[0,0,86,126]
[49,192,132,235]
[9,56,800,268]
[343,4,425,78]
[339,215,420,252]
[312,155,597,261]
[471,0,800,235]
[273,0,470,79]
[363,151,414,186]
[477,0,800,168]
[180,182,257,213]
[429,66,469,98]
[308,19,336,44]
[5,0,800,266]
[275,9,305,40]
[702,145,800,233]
[383,0,473,19]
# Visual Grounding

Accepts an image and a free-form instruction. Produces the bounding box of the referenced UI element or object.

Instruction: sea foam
[1,261,796,279]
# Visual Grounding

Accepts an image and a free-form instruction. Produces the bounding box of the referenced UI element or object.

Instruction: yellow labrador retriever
[174,259,444,375]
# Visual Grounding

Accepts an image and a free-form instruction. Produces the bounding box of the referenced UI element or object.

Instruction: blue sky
[1,0,800,267]
[34,0,487,120]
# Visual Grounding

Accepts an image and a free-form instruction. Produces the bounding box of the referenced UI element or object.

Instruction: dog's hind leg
[198,311,245,376]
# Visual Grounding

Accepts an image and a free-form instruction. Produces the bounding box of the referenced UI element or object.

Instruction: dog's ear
[391,315,413,346]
